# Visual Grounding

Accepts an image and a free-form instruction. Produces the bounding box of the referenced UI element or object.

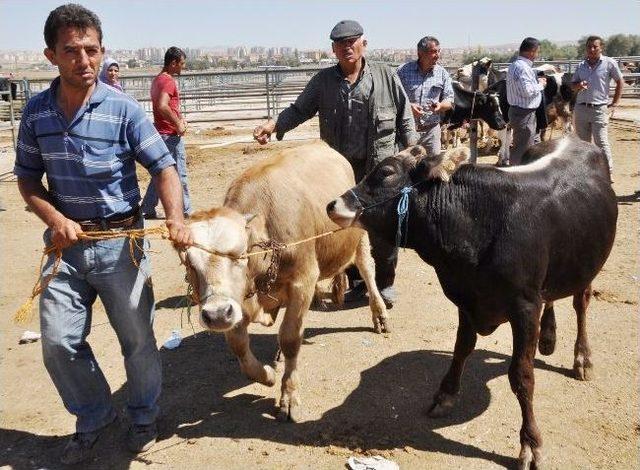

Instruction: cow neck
[244,221,278,299]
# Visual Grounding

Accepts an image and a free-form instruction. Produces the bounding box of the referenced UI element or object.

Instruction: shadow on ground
[0,328,572,469]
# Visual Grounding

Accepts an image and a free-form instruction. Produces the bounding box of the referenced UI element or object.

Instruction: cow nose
[221,303,233,321]
[327,199,337,214]
[201,302,237,331]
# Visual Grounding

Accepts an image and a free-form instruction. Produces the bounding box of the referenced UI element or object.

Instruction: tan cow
[181,141,388,422]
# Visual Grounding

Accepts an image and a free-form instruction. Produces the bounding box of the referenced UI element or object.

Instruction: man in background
[141,47,193,218]
[506,37,546,166]
[397,35,454,156]
[252,20,417,308]
[572,35,623,181]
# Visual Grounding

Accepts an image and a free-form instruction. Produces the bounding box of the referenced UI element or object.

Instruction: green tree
[126,58,138,69]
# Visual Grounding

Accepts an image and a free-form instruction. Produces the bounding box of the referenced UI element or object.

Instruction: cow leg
[255,307,279,327]
[509,299,543,470]
[573,285,594,381]
[538,302,556,356]
[354,234,389,333]
[428,309,477,417]
[276,272,316,422]
[225,323,276,386]
[497,127,511,165]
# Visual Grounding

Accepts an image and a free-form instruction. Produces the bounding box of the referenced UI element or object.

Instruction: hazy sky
[1,0,638,51]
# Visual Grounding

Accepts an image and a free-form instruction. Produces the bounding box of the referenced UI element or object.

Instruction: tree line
[462,33,640,64]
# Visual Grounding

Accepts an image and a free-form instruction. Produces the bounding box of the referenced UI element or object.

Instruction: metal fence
[2,56,639,150]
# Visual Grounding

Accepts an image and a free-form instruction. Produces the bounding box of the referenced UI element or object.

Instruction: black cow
[442,82,507,131]
[327,136,617,469]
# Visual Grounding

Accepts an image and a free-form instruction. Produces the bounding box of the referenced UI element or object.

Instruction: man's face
[418,42,440,69]
[586,40,603,61]
[332,36,367,64]
[172,57,186,75]
[44,26,103,90]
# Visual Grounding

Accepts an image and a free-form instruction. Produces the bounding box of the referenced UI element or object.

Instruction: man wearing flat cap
[254,19,417,308]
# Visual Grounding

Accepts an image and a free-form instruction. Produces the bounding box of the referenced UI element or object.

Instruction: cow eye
[380,166,395,178]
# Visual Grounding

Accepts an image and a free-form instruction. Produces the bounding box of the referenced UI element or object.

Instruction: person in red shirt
[141,47,192,218]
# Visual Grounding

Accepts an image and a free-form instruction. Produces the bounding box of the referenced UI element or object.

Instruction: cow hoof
[263,365,277,387]
[518,443,543,470]
[538,336,556,356]
[378,316,391,333]
[276,403,301,423]
[427,391,456,418]
[573,361,594,381]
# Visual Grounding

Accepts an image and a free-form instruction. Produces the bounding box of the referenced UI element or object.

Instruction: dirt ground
[0,117,638,469]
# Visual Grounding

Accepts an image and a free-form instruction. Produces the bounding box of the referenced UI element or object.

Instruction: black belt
[578,103,606,108]
[74,207,141,232]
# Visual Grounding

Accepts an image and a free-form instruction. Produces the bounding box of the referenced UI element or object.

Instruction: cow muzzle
[327,194,361,228]
[200,298,243,332]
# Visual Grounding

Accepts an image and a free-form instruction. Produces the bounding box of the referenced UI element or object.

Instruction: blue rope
[395,187,412,247]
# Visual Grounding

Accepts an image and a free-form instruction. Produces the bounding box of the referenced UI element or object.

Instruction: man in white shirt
[572,35,623,179]
[506,37,547,165]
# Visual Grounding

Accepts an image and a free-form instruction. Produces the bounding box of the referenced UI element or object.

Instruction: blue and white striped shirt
[14,78,175,220]
[506,56,543,109]
[397,62,454,128]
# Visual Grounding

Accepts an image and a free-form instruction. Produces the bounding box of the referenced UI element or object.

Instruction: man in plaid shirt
[397,36,454,156]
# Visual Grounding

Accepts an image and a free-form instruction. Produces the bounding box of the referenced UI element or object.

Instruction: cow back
[224,142,363,280]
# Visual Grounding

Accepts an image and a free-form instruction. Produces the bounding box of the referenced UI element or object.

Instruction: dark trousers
[346,158,398,292]
[346,233,398,291]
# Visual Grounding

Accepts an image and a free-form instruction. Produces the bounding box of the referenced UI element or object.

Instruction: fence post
[469,65,479,163]
[22,79,31,101]
[265,68,271,119]
[8,87,17,152]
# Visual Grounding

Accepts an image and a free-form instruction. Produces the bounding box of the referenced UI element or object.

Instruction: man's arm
[18,177,82,249]
[253,72,321,144]
[152,166,193,247]
[433,73,454,113]
[156,90,186,135]
[610,78,624,107]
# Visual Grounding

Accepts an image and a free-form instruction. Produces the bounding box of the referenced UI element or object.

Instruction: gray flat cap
[330,20,363,41]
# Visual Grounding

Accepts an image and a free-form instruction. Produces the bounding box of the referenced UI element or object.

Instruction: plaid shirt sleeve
[126,103,176,175]
[13,103,45,179]
[442,70,454,102]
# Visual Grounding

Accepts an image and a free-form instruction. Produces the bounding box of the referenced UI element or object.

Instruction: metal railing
[0,89,18,150]
[2,57,639,150]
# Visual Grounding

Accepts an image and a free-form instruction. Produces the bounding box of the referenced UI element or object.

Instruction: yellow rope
[13,224,345,324]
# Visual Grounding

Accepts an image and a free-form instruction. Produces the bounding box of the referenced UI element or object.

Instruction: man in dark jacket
[253,20,417,307]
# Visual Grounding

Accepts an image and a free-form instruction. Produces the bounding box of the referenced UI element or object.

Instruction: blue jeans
[141,134,192,216]
[39,219,161,433]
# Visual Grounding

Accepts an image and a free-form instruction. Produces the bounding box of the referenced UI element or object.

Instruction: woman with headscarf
[99,57,123,91]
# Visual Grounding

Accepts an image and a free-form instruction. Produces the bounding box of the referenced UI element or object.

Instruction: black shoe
[60,414,117,465]
[343,282,368,304]
[379,286,396,309]
[127,422,158,453]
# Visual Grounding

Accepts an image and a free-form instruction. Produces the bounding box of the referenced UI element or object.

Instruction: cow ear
[427,147,470,182]
[408,145,427,158]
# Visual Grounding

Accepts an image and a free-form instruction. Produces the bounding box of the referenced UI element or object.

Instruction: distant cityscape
[0,42,524,72]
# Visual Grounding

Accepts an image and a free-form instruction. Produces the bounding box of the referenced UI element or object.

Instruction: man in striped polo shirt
[13,4,192,464]
[506,37,547,166]
[397,35,454,157]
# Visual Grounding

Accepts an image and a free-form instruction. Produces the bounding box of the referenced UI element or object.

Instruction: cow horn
[428,147,470,182]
